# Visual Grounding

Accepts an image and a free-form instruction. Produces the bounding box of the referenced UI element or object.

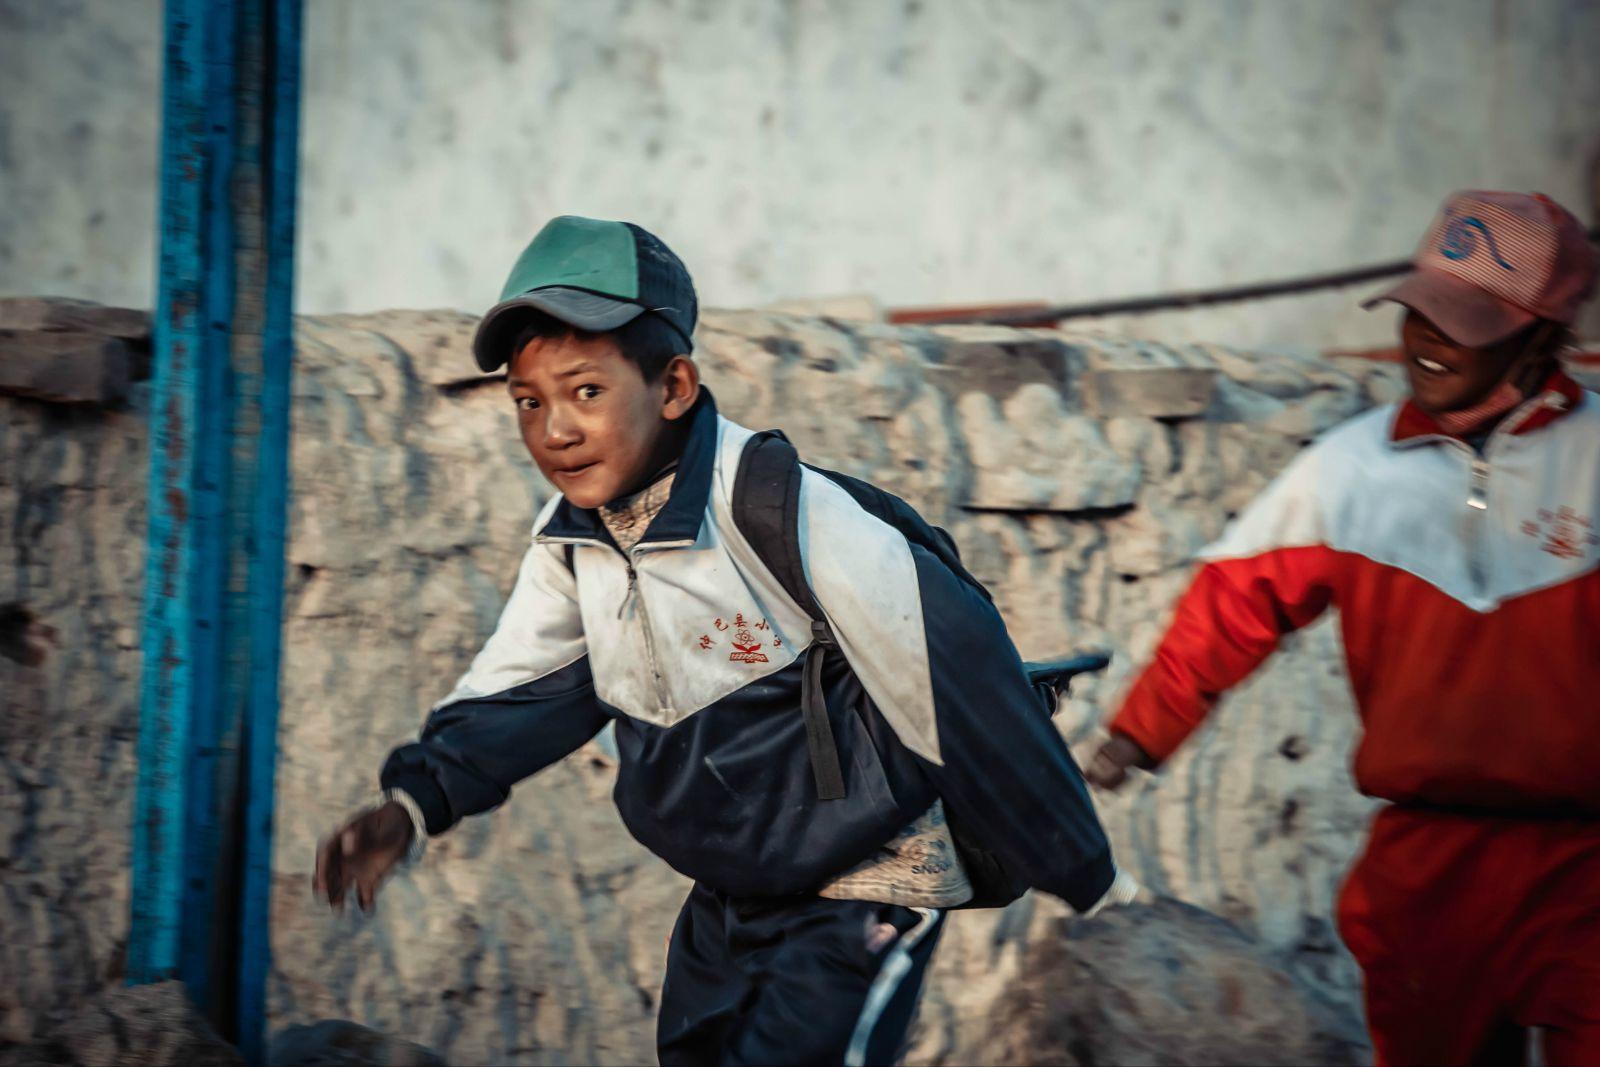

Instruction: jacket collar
[536,389,719,548]
[1388,368,1585,447]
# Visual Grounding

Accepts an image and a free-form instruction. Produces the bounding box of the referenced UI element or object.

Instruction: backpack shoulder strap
[731,430,824,620]
[732,430,846,801]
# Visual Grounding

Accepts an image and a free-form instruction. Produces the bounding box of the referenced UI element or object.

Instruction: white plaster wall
[3,0,1598,349]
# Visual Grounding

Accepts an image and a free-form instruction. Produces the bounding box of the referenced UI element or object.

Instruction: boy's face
[507,331,699,510]
[1400,310,1524,417]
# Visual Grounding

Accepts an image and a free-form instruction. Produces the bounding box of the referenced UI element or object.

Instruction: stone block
[0,297,150,342]
[1106,502,1210,576]
[979,899,1367,1066]
[268,1020,444,1067]
[957,387,1142,512]
[6,982,244,1067]
[360,308,486,388]
[923,325,1085,398]
[1083,364,1217,418]
[0,329,132,405]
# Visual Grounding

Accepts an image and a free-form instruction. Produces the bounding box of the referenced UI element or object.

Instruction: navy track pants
[657,883,946,1067]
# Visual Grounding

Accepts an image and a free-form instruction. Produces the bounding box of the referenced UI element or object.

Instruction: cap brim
[471,287,646,371]
[1360,269,1536,348]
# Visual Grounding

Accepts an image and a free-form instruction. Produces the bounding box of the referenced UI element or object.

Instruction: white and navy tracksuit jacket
[380,392,1113,1058]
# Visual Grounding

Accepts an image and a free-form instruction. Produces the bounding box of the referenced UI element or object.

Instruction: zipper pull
[1467,457,1489,511]
[618,559,638,619]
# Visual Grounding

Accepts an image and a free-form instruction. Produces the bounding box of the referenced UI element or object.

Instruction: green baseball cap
[471,215,698,372]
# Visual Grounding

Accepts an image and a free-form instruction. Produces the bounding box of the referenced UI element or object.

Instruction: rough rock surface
[1,383,148,1041]
[981,899,1365,1067]
[0,982,240,1067]
[1,298,1419,1063]
[0,298,150,343]
[267,1020,444,1067]
[0,298,147,407]
[0,330,134,406]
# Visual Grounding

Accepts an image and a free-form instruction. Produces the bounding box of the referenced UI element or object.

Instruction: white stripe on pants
[845,907,944,1067]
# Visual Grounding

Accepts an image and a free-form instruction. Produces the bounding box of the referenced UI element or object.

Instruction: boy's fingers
[314,838,331,898]
[356,871,381,914]
[320,837,347,909]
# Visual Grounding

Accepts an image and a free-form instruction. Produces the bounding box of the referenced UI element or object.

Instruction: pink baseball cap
[1363,190,1597,347]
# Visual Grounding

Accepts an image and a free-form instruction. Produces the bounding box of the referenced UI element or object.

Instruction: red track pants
[1337,807,1600,1066]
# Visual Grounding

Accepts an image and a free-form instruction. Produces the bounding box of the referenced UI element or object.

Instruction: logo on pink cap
[1364,190,1597,347]
[1439,215,1515,272]
[1415,193,1561,314]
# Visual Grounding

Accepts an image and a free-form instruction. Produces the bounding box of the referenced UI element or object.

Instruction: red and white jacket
[1110,371,1600,815]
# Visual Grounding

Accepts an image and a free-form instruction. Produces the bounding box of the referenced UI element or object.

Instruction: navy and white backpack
[730,429,1108,910]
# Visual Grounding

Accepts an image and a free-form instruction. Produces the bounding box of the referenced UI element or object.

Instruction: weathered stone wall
[1,300,149,1046]
[1,299,1413,1062]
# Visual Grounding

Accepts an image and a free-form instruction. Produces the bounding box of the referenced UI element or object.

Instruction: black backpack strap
[798,617,845,801]
[732,431,847,801]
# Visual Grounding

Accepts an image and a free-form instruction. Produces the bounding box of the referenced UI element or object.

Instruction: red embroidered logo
[698,612,781,663]
[730,626,768,664]
[1520,506,1596,560]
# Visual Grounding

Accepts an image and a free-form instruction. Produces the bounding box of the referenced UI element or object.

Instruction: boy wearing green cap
[314,216,1125,1064]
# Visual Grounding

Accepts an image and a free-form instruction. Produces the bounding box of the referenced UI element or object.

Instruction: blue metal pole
[235,0,303,1059]
[131,0,302,1061]
[131,0,215,994]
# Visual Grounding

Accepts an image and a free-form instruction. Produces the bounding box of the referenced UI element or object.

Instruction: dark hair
[1488,320,1577,371]
[508,310,688,381]
[1498,319,1575,395]
[1542,323,1576,359]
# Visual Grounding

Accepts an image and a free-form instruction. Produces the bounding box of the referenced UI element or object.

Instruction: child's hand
[1085,735,1153,791]
[312,800,414,914]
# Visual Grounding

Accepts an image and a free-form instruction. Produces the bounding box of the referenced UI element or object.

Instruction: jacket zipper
[540,531,693,716]
[623,540,696,715]
[1463,453,1490,594]
[619,553,672,711]
[1454,393,1560,598]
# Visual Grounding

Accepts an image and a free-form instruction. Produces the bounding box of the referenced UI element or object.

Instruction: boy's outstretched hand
[1085,734,1153,791]
[312,800,415,914]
